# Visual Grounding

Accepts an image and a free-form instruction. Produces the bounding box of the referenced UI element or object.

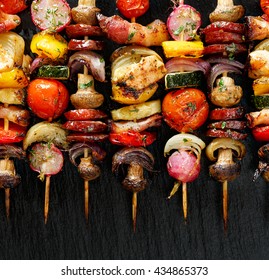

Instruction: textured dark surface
[0,0,268,260]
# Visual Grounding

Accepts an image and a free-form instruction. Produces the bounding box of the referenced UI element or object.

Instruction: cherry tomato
[109,131,156,147]
[0,120,26,144]
[116,0,149,19]
[252,125,269,142]
[27,78,69,120]
[162,88,209,133]
[0,0,28,14]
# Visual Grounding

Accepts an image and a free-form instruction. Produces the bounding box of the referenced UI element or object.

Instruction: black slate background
[0,0,268,260]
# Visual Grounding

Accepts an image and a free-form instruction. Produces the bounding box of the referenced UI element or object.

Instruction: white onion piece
[0,32,25,73]
[164,133,205,157]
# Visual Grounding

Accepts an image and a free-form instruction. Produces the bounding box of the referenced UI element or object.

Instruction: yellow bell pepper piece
[253,76,269,95]
[162,41,204,58]
[30,31,68,61]
[0,68,29,88]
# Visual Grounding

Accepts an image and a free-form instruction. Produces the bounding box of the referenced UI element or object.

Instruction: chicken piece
[246,109,269,128]
[248,50,269,79]
[109,114,162,133]
[210,76,243,107]
[246,16,269,41]
[112,55,166,91]
[97,14,170,47]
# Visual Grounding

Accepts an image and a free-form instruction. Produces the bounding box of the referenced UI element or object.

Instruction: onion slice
[68,50,106,82]
[206,57,245,69]
[165,57,211,75]
[112,147,155,174]
[0,144,26,159]
[205,137,246,162]
[164,133,206,157]
[69,142,106,166]
[208,63,242,90]
[0,32,25,73]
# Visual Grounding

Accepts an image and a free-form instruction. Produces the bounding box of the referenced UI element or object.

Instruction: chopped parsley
[128,32,136,41]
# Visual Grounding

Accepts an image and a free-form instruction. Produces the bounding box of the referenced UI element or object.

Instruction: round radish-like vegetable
[31,0,71,32]
[167,1,201,41]
[29,143,64,180]
[167,150,200,182]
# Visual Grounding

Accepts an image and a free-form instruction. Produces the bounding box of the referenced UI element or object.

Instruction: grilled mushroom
[112,147,154,231]
[206,137,246,230]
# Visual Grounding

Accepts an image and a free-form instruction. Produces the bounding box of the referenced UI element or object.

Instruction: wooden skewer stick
[5,189,10,219]
[182,182,188,222]
[84,148,89,223]
[222,180,228,232]
[44,175,51,224]
[132,192,138,232]
[4,103,10,218]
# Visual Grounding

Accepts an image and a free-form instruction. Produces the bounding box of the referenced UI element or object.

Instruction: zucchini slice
[252,95,269,110]
[165,71,204,89]
[37,65,70,80]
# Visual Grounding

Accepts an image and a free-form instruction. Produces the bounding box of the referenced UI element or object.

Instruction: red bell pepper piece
[252,125,269,142]
[109,131,156,147]
[0,120,26,143]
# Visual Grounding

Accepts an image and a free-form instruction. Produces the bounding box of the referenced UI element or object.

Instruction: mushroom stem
[44,175,51,224]
[182,182,187,222]
[132,192,137,232]
[223,180,228,231]
[79,0,95,6]
[5,188,10,218]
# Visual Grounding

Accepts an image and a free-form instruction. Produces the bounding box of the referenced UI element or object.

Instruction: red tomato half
[27,78,69,120]
[162,88,209,133]
[116,0,149,19]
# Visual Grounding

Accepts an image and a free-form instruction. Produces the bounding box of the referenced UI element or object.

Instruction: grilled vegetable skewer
[64,0,107,223]
[164,134,205,221]
[112,147,154,231]
[23,122,68,223]
[0,31,30,218]
[205,138,246,230]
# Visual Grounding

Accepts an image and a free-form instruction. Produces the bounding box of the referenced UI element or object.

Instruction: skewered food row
[161,1,209,222]
[105,1,166,231]
[202,0,247,231]
[0,26,31,218]
[63,0,108,223]
[0,0,267,231]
